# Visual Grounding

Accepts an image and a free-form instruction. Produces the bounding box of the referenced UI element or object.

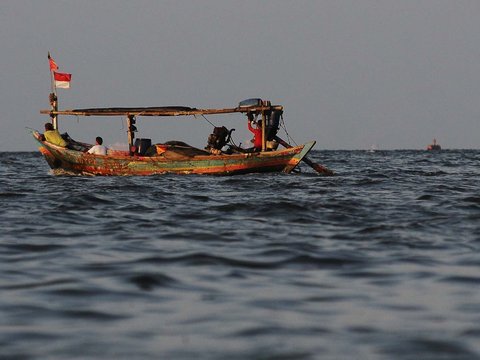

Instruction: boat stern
[282,141,316,173]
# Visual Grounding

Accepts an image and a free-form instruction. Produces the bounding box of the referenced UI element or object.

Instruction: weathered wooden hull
[34,136,315,176]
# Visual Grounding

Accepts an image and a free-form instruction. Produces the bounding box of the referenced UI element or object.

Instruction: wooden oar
[274,136,334,176]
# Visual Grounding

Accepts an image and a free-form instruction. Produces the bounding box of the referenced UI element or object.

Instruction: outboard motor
[206,126,235,151]
[265,110,282,141]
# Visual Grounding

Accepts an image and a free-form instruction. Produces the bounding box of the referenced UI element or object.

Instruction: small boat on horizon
[367,144,379,153]
[426,138,441,151]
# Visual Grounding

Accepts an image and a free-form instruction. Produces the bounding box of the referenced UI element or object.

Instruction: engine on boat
[205,126,234,153]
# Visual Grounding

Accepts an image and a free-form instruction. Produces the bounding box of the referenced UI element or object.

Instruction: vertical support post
[261,110,266,152]
[49,93,58,130]
[48,52,58,130]
[127,115,136,155]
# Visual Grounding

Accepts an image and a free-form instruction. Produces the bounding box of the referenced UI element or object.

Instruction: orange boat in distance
[427,138,442,151]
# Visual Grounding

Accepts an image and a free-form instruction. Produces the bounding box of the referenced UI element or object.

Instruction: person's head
[96,136,103,145]
[256,120,262,128]
[44,122,54,131]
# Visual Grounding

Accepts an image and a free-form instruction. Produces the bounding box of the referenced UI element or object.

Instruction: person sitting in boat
[247,117,263,151]
[87,136,108,155]
[41,122,68,147]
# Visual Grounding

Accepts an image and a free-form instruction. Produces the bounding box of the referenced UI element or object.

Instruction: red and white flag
[48,53,58,71]
[54,71,72,89]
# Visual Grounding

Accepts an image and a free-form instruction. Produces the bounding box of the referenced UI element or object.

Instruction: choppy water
[1,150,479,359]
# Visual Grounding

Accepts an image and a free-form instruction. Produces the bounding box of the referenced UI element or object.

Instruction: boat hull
[34,136,315,176]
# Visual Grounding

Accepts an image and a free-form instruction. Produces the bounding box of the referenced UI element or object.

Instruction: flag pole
[48,52,59,130]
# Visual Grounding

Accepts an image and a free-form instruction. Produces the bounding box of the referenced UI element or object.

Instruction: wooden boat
[32,100,333,176]
[33,56,332,176]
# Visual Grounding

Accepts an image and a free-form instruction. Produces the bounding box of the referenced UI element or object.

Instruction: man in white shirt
[87,137,108,155]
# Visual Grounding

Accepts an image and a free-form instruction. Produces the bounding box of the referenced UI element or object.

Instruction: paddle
[274,136,334,176]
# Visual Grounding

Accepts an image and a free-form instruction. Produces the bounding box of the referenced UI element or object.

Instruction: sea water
[0,150,479,359]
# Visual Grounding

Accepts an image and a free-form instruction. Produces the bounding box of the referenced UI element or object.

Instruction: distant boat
[427,138,441,151]
[367,144,378,153]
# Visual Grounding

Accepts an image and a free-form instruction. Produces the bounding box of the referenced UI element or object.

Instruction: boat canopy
[40,104,283,117]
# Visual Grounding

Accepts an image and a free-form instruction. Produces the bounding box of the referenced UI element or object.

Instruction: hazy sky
[1,0,480,151]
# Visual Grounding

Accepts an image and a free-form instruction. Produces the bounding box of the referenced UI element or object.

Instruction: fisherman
[247,115,263,151]
[42,122,68,147]
[87,136,108,155]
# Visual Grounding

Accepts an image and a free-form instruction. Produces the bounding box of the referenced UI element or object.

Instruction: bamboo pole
[261,111,266,152]
[127,115,136,155]
[48,52,58,130]
[40,105,284,117]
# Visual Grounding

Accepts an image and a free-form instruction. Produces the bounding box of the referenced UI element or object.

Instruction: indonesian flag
[54,71,72,89]
[48,53,58,71]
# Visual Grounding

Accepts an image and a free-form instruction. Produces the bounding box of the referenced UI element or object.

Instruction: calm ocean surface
[1,150,479,359]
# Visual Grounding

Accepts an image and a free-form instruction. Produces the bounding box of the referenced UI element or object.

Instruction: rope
[201,114,216,127]
[279,114,298,146]
[229,136,240,148]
